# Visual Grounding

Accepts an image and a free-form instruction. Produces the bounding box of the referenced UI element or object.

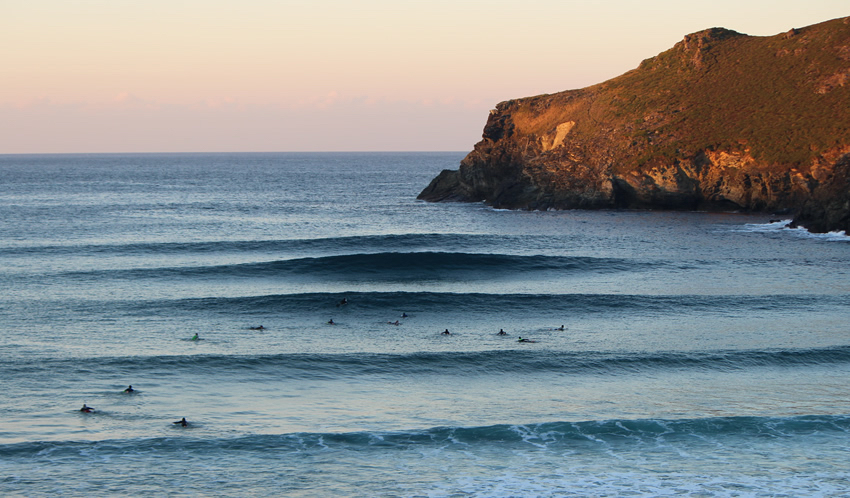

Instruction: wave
[3,414,848,458]
[0,233,539,256]
[55,252,657,282]
[7,346,850,379]
[736,220,849,240]
[107,291,838,316]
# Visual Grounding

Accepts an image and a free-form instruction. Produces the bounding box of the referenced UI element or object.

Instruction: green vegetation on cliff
[604,22,850,168]
[506,18,850,171]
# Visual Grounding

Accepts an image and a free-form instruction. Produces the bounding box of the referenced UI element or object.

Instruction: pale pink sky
[2,0,847,153]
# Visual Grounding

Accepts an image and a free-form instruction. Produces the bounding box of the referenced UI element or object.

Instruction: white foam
[735,220,849,241]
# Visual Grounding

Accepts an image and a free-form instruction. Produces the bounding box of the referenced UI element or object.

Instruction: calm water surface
[1,152,849,496]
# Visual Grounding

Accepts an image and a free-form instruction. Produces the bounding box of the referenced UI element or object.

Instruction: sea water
[1,152,849,496]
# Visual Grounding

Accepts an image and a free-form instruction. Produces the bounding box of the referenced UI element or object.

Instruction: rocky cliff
[419,17,850,233]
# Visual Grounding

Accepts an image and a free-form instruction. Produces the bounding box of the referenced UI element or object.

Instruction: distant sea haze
[2,152,849,496]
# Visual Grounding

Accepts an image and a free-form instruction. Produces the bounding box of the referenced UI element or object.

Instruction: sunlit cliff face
[419,16,850,231]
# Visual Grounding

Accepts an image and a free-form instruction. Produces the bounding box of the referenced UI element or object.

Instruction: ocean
[1,152,849,496]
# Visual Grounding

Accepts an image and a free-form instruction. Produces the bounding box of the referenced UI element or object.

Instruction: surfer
[191,333,199,341]
[401,313,409,318]
[123,385,135,393]
[328,319,336,325]
[337,297,348,307]
[249,325,265,330]
[80,404,94,413]
[173,417,188,427]
[388,320,400,325]
[557,325,565,331]
[518,337,536,343]
[441,329,451,335]
[497,329,507,335]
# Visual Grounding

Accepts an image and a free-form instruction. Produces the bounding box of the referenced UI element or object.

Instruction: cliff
[419,17,850,233]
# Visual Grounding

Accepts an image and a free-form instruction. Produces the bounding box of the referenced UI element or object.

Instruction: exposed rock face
[790,153,850,233]
[419,17,850,232]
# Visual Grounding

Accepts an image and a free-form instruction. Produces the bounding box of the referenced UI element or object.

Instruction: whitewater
[1,152,849,496]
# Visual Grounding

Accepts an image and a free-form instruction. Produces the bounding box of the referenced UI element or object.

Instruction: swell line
[0,234,543,255]
[3,414,848,458]
[5,347,850,379]
[87,291,844,316]
[51,252,659,281]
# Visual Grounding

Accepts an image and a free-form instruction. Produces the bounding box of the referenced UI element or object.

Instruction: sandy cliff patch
[541,121,576,151]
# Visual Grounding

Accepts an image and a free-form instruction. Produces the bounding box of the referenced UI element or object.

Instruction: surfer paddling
[80,404,94,413]
[173,417,188,427]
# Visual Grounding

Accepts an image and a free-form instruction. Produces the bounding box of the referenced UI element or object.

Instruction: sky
[1,0,847,153]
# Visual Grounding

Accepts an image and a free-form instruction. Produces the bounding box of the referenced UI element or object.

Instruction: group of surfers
[197,323,565,343]
[83,301,566,416]
[79,386,189,427]
[197,296,568,344]
[441,328,553,342]
[333,319,565,343]
[329,320,563,342]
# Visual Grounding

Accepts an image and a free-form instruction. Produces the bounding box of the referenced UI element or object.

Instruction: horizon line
[0,150,470,157]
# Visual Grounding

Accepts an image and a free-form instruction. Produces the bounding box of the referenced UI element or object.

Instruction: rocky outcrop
[419,17,850,232]
[789,153,850,233]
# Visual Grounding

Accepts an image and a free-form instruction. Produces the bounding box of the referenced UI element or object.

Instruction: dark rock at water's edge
[419,17,850,233]
[789,153,850,233]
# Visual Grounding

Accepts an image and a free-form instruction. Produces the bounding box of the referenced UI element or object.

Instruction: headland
[419,17,850,233]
